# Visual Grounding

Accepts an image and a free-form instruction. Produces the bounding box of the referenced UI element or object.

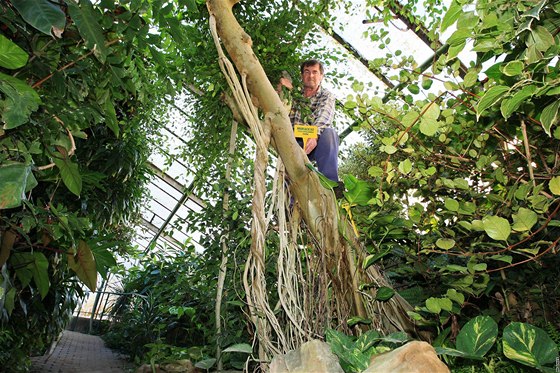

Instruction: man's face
[302,64,323,91]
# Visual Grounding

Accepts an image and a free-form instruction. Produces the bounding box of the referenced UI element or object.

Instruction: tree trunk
[206,0,420,353]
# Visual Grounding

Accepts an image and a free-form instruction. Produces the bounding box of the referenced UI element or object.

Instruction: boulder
[363,341,449,373]
[270,339,344,373]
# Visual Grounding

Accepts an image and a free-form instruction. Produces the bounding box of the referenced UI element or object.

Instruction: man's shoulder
[317,86,335,99]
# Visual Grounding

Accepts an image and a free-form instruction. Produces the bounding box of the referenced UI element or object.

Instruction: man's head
[300,59,325,94]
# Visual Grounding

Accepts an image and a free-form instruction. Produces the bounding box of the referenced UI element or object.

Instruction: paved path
[30,330,132,373]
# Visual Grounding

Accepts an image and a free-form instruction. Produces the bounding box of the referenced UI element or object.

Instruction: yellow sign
[293,124,318,150]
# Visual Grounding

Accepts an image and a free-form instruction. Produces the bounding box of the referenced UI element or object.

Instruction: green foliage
[326,328,408,372]
[435,317,559,372]
[104,246,251,370]
[341,0,560,334]
[339,0,560,370]
[0,0,186,368]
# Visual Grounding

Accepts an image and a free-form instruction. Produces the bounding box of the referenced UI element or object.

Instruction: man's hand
[278,76,293,91]
[304,137,317,154]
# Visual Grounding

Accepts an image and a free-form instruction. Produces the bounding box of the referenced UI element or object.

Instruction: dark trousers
[303,127,339,182]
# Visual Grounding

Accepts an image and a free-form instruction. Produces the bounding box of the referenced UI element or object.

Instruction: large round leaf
[11,0,66,36]
[482,215,511,241]
[503,322,558,369]
[512,207,538,232]
[456,316,498,358]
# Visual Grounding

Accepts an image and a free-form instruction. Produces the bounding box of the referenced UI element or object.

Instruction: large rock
[270,339,344,373]
[363,341,449,373]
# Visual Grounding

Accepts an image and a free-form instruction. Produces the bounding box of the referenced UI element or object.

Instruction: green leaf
[490,255,513,263]
[423,102,441,120]
[422,78,433,90]
[476,85,510,119]
[456,316,498,358]
[67,0,108,63]
[441,0,462,33]
[446,289,464,305]
[305,163,339,189]
[398,159,412,174]
[375,287,395,302]
[362,248,391,270]
[31,252,50,299]
[326,328,369,371]
[444,198,459,212]
[222,343,252,354]
[500,85,536,119]
[522,0,547,19]
[68,240,98,292]
[484,63,503,80]
[91,245,117,280]
[0,35,28,69]
[426,297,442,314]
[4,287,16,315]
[463,69,479,87]
[512,207,538,232]
[343,175,373,206]
[11,0,66,36]
[540,100,559,136]
[12,253,33,287]
[503,322,559,369]
[10,252,50,299]
[550,176,560,195]
[378,331,408,345]
[482,216,511,241]
[0,163,33,209]
[435,347,485,360]
[102,99,119,137]
[419,118,440,136]
[54,156,82,196]
[502,60,524,76]
[354,329,379,353]
[408,84,420,94]
[382,144,398,154]
[402,110,420,126]
[347,316,372,328]
[195,358,216,370]
[184,0,199,14]
[436,238,456,250]
[0,72,41,129]
[368,166,384,177]
[529,26,555,52]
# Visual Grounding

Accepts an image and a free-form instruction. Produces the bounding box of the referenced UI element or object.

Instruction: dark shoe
[334,181,344,199]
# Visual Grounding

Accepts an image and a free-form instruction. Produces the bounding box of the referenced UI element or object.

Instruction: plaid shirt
[289,86,335,135]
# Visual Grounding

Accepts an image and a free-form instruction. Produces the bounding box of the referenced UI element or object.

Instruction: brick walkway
[30,330,133,373]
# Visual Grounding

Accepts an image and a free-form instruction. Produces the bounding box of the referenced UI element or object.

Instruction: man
[279,59,340,183]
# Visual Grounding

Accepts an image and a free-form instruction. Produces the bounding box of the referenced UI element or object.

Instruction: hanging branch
[209,14,286,363]
[215,119,238,371]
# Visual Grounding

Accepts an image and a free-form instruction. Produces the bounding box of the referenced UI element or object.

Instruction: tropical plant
[326,328,409,372]
[436,316,559,372]
[104,242,252,370]
[0,0,184,368]
[340,0,560,332]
